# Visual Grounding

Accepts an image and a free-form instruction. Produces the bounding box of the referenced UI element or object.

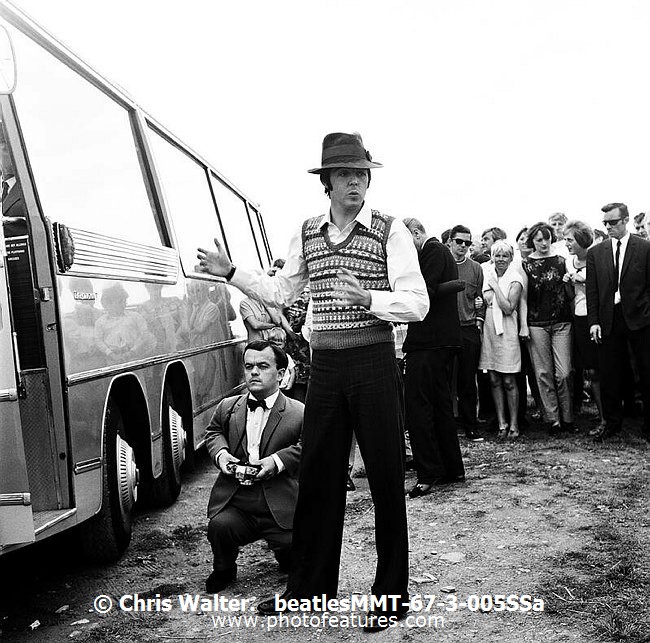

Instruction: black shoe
[592,423,621,442]
[364,609,408,632]
[206,567,236,593]
[561,421,578,433]
[257,590,296,615]
[408,482,433,498]
[346,474,356,492]
[465,429,484,442]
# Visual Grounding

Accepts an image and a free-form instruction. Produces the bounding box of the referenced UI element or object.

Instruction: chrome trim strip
[66,338,246,386]
[0,493,31,506]
[0,388,18,402]
[34,508,77,536]
[64,227,178,282]
[193,383,246,418]
[73,458,102,475]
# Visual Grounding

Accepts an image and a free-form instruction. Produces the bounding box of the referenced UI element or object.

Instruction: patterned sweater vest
[302,210,394,350]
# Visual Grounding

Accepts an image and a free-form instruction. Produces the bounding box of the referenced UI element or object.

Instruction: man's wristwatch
[225,264,237,282]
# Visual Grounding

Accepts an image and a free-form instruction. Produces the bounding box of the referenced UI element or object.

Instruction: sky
[9,0,650,256]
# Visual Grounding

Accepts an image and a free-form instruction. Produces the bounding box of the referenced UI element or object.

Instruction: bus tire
[79,399,138,563]
[148,387,185,506]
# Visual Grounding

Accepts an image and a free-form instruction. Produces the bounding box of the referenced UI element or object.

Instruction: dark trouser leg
[429,348,465,478]
[457,325,480,432]
[598,307,627,430]
[207,502,256,572]
[405,351,439,483]
[288,344,408,602]
[629,324,650,433]
[287,350,352,598]
[349,344,409,603]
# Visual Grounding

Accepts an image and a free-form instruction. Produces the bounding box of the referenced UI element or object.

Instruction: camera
[226,461,262,485]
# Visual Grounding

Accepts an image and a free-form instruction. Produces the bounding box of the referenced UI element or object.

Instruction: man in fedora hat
[198,132,427,631]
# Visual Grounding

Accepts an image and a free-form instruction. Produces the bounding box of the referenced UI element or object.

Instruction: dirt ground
[1,409,648,643]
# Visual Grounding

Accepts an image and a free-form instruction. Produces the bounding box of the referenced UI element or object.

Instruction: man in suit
[205,340,303,592]
[586,202,650,441]
[402,218,465,497]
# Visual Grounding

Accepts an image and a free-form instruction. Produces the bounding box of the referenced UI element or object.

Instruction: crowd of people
[429,207,650,447]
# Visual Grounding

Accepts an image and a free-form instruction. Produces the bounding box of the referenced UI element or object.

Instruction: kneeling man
[205,340,303,592]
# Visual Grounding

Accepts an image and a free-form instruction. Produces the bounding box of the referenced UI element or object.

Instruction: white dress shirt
[246,389,284,471]
[231,202,428,323]
[611,233,630,305]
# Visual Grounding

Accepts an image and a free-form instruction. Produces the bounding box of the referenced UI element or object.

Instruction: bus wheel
[80,399,139,563]
[149,388,186,506]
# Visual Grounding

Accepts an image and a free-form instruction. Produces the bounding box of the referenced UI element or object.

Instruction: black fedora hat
[307,132,383,174]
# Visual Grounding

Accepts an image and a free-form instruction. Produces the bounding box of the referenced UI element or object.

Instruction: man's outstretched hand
[197,238,232,277]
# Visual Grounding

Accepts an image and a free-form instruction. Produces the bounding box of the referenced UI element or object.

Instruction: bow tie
[247,397,267,411]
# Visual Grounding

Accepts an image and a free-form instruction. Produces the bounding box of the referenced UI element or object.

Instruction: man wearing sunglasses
[449,225,486,442]
[586,202,650,441]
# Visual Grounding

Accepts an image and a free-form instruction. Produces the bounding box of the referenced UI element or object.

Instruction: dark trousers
[599,306,650,432]
[405,348,465,483]
[207,485,291,572]
[287,343,409,603]
[456,326,481,431]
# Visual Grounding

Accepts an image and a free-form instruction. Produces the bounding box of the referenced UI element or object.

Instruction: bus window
[247,203,271,265]
[147,127,225,276]
[210,174,261,268]
[9,28,163,247]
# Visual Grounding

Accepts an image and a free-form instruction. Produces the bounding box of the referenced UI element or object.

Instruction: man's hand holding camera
[216,450,240,475]
[253,456,278,481]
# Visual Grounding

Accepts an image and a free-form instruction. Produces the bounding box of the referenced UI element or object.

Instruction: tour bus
[0,1,272,562]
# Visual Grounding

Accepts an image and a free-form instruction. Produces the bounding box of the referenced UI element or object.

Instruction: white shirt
[246,389,284,471]
[231,202,428,323]
[611,233,630,305]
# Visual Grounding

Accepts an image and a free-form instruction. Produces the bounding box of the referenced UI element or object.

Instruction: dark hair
[601,202,629,219]
[450,224,471,238]
[526,221,556,248]
[564,219,593,249]
[594,229,607,241]
[515,226,529,242]
[243,340,288,371]
[319,168,371,196]
[634,212,646,225]
[272,258,286,269]
[441,229,451,245]
[481,226,507,241]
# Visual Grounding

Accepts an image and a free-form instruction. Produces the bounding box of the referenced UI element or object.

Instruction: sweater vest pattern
[302,210,394,350]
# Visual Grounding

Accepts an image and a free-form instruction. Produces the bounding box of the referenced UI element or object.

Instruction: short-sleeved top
[523,255,571,326]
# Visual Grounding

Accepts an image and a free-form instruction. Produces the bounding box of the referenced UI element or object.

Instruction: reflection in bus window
[147,128,225,275]
[10,28,162,246]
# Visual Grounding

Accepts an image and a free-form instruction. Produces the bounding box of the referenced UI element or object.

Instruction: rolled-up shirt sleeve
[368,219,429,323]
[230,229,309,309]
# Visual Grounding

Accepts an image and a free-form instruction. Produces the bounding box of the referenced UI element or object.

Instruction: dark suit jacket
[586,234,650,336]
[402,238,462,352]
[205,391,303,529]
[2,180,27,236]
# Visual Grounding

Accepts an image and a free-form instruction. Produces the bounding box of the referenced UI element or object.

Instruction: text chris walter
[118,594,255,613]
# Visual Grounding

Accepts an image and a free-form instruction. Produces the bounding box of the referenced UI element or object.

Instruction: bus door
[0,101,71,530]
[0,224,34,546]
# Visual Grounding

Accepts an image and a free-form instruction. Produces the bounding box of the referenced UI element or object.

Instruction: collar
[613,232,630,247]
[248,389,280,410]
[319,201,372,230]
